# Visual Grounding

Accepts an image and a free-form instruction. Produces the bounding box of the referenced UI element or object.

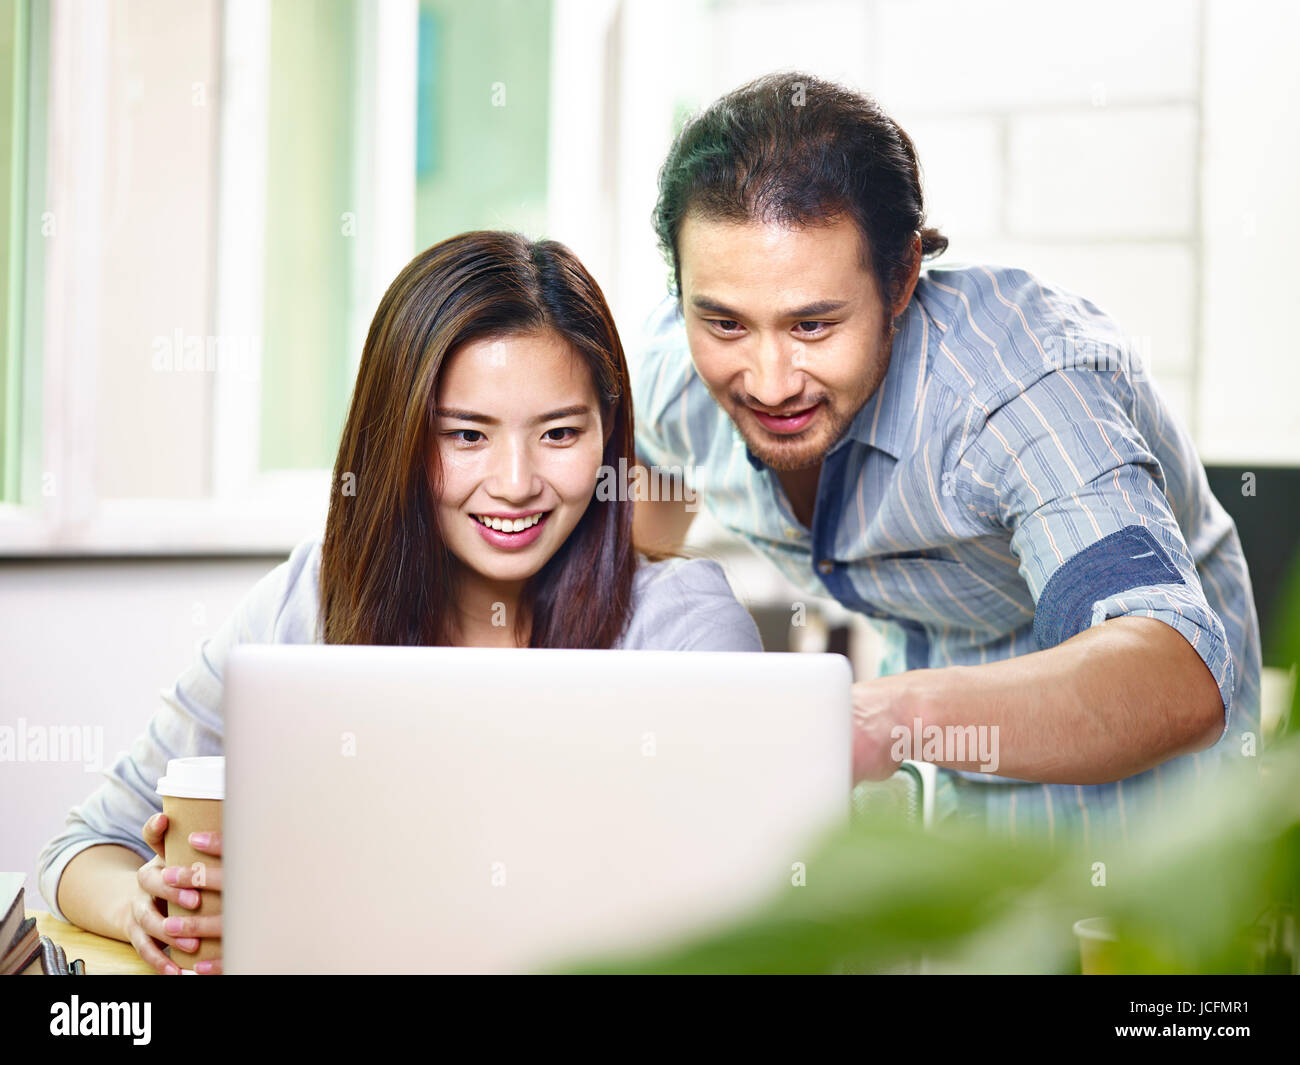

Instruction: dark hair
[653,72,948,310]
[320,230,639,649]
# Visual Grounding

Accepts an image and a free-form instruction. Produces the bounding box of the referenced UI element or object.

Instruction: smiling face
[432,329,606,596]
[677,211,906,472]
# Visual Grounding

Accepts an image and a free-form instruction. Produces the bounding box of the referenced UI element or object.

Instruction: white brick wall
[874,0,1199,113]
[705,0,874,101]
[1006,107,1197,238]
[1198,0,1300,464]
[905,116,1002,239]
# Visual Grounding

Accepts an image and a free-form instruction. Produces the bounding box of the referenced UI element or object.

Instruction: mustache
[730,393,828,416]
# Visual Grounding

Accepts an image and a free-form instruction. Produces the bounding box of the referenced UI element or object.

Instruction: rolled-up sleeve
[36,538,316,922]
[955,369,1234,733]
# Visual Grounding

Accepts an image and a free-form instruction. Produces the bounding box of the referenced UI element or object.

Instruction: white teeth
[474,513,543,533]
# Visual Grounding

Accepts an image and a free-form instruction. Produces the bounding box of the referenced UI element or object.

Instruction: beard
[730,338,893,472]
[726,395,855,471]
[702,319,898,472]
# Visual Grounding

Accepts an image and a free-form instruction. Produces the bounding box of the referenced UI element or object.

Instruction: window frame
[0,0,416,557]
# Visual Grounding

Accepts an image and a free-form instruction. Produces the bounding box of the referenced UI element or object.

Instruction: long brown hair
[319,231,638,648]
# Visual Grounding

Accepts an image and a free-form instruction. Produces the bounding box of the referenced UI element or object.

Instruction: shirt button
[817,559,834,575]
[784,526,798,538]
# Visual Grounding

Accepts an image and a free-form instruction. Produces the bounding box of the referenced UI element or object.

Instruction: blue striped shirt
[631,262,1261,799]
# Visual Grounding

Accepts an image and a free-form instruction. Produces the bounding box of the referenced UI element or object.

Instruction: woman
[37,231,762,973]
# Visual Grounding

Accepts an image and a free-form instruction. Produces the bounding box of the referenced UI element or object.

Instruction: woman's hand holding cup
[160,828,223,974]
[126,812,214,974]
[145,756,226,973]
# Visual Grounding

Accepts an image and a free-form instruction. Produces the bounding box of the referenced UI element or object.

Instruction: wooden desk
[27,910,156,975]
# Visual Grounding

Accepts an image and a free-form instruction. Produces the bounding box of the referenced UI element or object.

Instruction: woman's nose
[486,437,540,500]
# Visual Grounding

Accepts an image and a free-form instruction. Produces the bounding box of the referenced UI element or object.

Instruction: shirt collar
[742,291,931,471]
[846,295,930,461]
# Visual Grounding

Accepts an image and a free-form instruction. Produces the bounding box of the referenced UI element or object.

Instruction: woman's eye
[543,427,578,442]
[449,429,483,444]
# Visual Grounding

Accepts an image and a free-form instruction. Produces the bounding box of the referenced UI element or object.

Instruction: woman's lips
[750,403,820,435]
[470,511,550,550]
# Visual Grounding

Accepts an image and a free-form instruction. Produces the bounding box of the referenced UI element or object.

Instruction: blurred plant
[555,554,1300,976]
[1271,550,1300,743]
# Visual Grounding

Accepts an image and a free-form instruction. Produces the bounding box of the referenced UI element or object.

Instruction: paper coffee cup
[156,757,224,969]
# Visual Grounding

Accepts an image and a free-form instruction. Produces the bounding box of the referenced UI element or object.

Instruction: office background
[1,0,1297,913]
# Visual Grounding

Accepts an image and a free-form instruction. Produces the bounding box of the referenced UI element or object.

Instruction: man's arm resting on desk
[631,455,696,553]
[851,616,1226,784]
[56,844,147,941]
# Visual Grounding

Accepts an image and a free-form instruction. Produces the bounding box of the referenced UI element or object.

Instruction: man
[631,73,1261,846]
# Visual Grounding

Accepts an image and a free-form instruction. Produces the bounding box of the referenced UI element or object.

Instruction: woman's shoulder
[621,553,763,652]
[632,552,728,594]
[238,533,323,644]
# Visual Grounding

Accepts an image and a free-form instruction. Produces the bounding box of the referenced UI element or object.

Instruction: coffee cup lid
[156,756,225,800]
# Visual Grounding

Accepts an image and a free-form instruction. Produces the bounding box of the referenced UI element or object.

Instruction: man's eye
[710,319,742,333]
[794,321,828,334]
[543,427,578,442]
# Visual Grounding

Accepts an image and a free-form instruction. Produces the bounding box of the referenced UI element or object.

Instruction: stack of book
[1,873,84,975]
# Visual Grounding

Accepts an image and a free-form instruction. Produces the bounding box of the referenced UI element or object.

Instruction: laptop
[221,645,852,974]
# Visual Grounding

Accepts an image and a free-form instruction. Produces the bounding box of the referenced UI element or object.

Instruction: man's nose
[744,331,805,409]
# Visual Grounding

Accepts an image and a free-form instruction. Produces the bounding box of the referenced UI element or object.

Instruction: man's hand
[851,674,912,783]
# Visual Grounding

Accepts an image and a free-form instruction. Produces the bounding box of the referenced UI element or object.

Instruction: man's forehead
[678,211,875,302]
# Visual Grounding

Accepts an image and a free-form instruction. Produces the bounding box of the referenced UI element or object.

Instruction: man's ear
[892,231,923,319]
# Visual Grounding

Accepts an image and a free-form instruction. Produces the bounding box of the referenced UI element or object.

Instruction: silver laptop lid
[223,645,851,973]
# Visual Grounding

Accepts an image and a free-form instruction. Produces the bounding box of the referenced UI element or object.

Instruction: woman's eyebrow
[435,408,494,423]
[534,405,591,423]
[435,405,592,425]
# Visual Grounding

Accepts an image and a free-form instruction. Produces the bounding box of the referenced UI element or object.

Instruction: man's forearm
[860,616,1226,785]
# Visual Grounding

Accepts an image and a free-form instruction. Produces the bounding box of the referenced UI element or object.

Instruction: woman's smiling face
[432,329,606,589]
